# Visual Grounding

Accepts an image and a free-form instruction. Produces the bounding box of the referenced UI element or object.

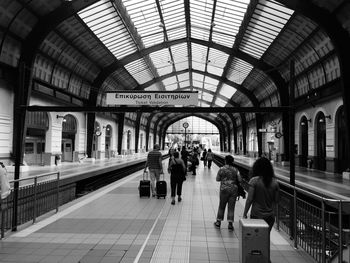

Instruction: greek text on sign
[106,91,198,106]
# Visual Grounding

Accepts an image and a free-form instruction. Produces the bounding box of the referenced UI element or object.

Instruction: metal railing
[1,172,60,239]
[213,153,350,263]
[276,180,350,263]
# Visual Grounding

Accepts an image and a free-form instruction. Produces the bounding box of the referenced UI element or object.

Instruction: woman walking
[243,157,280,232]
[168,151,186,205]
[205,148,213,169]
[214,155,241,231]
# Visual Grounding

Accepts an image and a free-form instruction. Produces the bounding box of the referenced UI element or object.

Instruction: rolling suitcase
[139,171,150,198]
[156,173,167,199]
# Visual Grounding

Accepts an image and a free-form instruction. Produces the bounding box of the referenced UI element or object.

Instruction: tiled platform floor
[0,160,316,263]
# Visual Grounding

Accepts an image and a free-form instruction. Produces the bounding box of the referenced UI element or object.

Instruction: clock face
[275,132,282,139]
[183,122,189,129]
[95,130,102,136]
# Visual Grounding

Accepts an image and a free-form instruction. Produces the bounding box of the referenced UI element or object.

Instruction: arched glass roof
[78,0,294,107]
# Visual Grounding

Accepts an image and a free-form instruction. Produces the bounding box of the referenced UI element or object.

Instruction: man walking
[144,144,163,197]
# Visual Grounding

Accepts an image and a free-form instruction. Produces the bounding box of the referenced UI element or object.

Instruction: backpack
[171,160,184,175]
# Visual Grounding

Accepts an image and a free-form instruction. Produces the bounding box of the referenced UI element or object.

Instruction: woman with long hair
[243,157,280,232]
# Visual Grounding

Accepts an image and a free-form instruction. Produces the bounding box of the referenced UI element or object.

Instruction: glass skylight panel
[220,84,237,98]
[145,83,161,91]
[200,100,211,107]
[190,0,214,41]
[178,73,190,83]
[191,26,210,41]
[215,97,227,107]
[165,82,179,91]
[212,0,249,47]
[227,58,253,84]
[192,43,207,71]
[124,58,154,84]
[240,0,293,59]
[149,49,173,76]
[208,48,229,69]
[202,92,213,102]
[161,0,186,41]
[171,43,188,71]
[179,80,190,88]
[192,73,204,88]
[121,0,163,48]
[203,76,219,92]
[207,48,229,76]
[163,76,177,86]
[78,0,137,59]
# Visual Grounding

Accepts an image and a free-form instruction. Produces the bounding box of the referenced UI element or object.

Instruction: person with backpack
[189,152,199,175]
[214,155,241,231]
[168,151,186,205]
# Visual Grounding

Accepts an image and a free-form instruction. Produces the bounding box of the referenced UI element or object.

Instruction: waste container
[239,219,270,263]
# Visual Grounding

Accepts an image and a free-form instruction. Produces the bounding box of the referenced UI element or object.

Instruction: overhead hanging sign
[106,91,198,106]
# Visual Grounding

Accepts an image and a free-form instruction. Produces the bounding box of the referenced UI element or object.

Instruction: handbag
[236,181,246,200]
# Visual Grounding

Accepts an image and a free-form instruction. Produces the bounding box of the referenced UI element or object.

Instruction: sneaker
[171,200,175,205]
[214,221,221,228]
[228,222,234,231]
[178,197,182,202]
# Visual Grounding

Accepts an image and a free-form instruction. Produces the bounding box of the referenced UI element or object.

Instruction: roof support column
[255,113,263,157]
[117,113,125,155]
[241,114,247,155]
[12,62,32,231]
[134,112,141,153]
[86,113,96,158]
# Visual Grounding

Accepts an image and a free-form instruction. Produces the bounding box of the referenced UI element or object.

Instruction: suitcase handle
[143,171,148,180]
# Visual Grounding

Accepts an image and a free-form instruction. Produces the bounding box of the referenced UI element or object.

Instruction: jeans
[207,159,212,168]
[149,169,161,195]
[170,174,183,197]
[216,190,237,222]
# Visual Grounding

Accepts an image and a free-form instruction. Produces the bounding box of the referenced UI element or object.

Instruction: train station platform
[0,159,316,263]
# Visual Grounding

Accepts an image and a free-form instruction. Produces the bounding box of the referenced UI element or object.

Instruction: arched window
[336,106,349,173]
[249,130,256,152]
[61,114,77,162]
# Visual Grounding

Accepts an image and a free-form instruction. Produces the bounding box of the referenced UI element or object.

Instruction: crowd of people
[144,144,280,237]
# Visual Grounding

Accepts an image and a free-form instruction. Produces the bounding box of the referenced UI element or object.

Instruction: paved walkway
[0,159,316,263]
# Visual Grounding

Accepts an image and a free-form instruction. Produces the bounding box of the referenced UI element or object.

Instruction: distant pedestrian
[144,144,163,197]
[201,149,207,167]
[181,146,189,170]
[214,155,241,231]
[189,152,199,175]
[205,148,213,169]
[243,157,280,232]
[168,152,186,205]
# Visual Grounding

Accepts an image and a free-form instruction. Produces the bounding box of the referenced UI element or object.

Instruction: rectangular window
[25,143,34,154]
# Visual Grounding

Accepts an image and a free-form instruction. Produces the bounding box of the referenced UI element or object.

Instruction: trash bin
[239,219,270,263]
